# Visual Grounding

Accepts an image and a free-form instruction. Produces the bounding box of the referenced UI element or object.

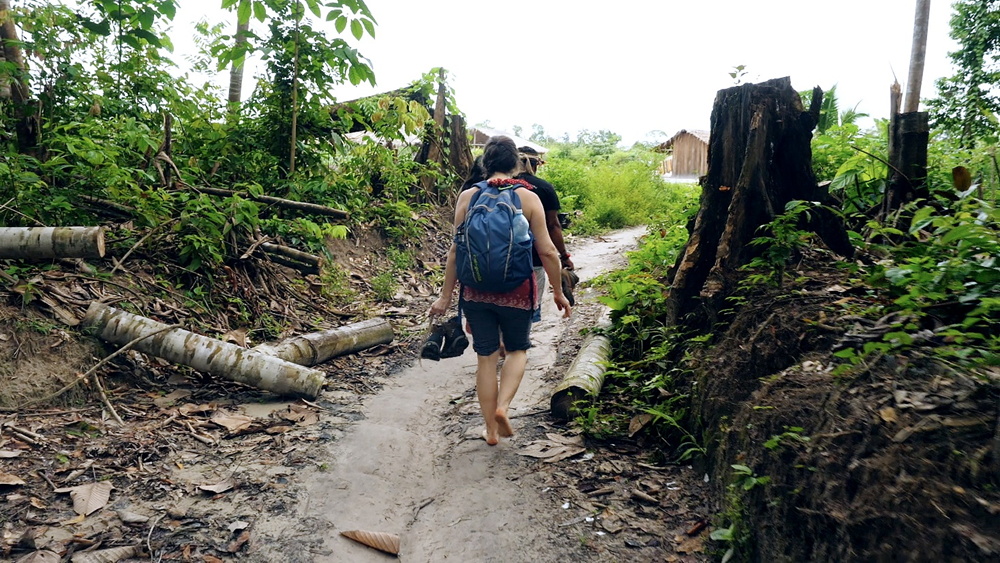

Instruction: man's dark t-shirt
[516,173,560,266]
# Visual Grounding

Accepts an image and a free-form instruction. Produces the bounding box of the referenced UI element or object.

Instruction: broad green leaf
[237,0,251,24]
[252,1,266,21]
[335,15,347,33]
[305,0,321,18]
[941,224,973,244]
[909,206,934,234]
[361,18,374,37]
[221,0,239,8]
[350,19,362,40]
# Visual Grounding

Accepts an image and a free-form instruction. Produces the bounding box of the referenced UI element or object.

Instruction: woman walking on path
[430,136,571,445]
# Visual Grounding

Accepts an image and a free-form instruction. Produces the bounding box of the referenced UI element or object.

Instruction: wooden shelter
[469,127,548,155]
[655,129,710,178]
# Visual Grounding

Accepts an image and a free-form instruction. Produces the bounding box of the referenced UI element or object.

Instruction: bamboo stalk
[0,227,105,259]
[550,312,613,421]
[83,302,326,399]
[190,185,349,219]
[254,318,394,366]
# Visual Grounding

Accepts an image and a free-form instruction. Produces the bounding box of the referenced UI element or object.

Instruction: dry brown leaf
[62,513,86,525]
[54,481,113,516]
[210,412,254,433]
[221,327,249,347]
[627,414,653,438]
[518,433,586,463]
[0,471,26,486]
[70,546,138,563]
[227,530,251,553]
[0,450,22,458]
[340,529,400,555]
[265,425,293,435]
[203,556,223,563]
[198,479,235,494]
[282,405,319,426]
[16,550,60,563]
[676,534,705,554]
[29,497,46,509]
[879,407,898,424]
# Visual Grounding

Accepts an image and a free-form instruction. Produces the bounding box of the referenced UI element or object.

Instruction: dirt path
[244,226,709,563]
[299,227,646,562]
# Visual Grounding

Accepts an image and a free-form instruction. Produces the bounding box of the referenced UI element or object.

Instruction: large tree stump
[665,77,853,329]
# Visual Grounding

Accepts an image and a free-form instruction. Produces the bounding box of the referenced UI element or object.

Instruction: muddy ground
[1,226,713,563]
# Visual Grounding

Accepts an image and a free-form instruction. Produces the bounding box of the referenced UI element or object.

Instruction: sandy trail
[301,226,647,562]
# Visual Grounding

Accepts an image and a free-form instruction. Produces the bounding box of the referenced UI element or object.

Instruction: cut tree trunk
[448,114,474,190]
[190,185,349,220]
[0,0,38,154]
[83,302,325,399]
[416,69,448,201]
[0,227,105,259]
[550,312,612,421]
[254,318,394,366]
[665,77,853,329]
[882,110,930,219]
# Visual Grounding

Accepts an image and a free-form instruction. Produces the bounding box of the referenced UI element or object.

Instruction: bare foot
[481,428,499,446]
[495,408,514,438]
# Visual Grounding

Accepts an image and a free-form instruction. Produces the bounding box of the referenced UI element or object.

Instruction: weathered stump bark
[550,313,612,421]
[665,77,853,329]
[254,318,394,366]
[448,114,474,187]
[83,302,325,399]
[882,111,929,219]
[0,227,105,259]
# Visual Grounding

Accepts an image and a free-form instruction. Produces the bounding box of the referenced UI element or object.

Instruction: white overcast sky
[173,0,958,146]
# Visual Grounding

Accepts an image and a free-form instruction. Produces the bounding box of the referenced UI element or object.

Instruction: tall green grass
[540,145,696,235]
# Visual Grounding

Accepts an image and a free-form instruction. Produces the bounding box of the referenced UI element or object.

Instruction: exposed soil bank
[692,251,1000,562]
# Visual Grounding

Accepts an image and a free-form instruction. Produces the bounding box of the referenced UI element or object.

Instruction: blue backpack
[455,180,534,293]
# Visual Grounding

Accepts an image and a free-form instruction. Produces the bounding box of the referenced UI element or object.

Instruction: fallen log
[83,302,325,399]
[191,185,349,220]
[260,242,321,267]
[550,312,612,421]
[255,318,393,366]
[0,227,105,259]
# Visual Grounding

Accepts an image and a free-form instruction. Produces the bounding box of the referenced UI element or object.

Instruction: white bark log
[83,302,325,399]
[550,311,613,421]
[0,227,105,259]
[254,318,394,366]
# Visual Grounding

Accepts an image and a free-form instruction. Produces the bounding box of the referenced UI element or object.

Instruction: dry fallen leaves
[340,530,400,556]
[198,479,236,495]
[519,433,586,463]
[16,550,60,563]
[54,481,113,516]
[0,471,26,486]
[627,414,653,438]
[70,546,138,563]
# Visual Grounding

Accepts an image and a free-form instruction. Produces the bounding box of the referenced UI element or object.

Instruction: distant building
[470,126,549,154]
[655,129,709,178]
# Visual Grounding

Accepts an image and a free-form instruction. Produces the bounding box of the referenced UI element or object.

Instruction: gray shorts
[462,301,532,356]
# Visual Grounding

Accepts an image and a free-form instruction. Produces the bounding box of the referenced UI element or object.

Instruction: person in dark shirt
[516,146,573,322]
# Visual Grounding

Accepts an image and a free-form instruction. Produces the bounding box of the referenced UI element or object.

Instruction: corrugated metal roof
[655,129,710,151]
[470,127,549,154]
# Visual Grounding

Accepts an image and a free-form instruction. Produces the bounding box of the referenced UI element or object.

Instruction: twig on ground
[110,219,178,276]
[92,372,124,425]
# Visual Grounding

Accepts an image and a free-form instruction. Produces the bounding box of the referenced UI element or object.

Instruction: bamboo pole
[191,186,349,219]
[83,302,326,399]
[0,227,105,259]
[904,0,932,113]
[550,312,612,421]
[254,318,394,366]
